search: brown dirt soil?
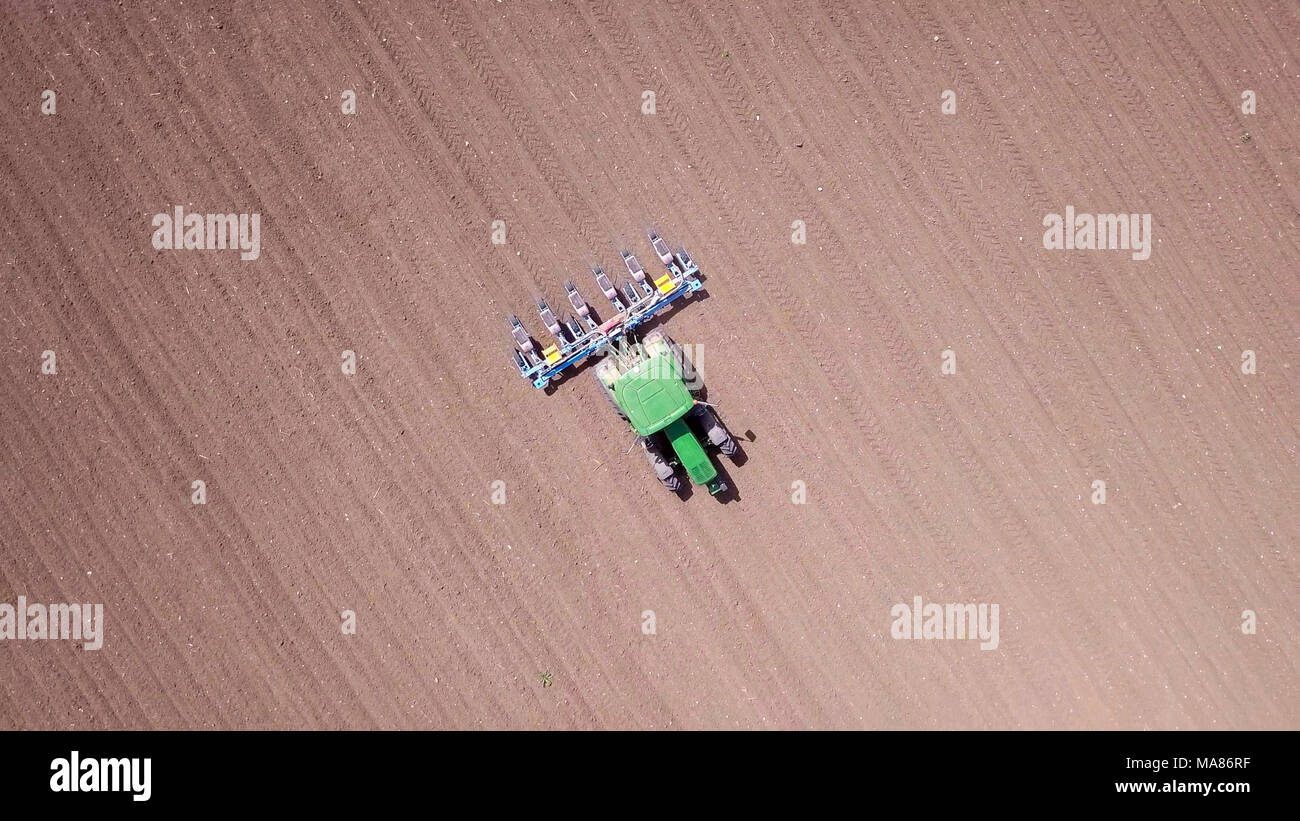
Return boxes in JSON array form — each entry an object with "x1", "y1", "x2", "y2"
[{"x1": 0, "y1": 0, "x2": 1296, "y2": 729}]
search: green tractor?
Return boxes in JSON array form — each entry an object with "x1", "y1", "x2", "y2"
[
  {"x1": 594, "y1": 330, "x2": 738, "y2": 496},
  {"x1": 507, "y1": 232, "x2": 739, "y2": 497}
]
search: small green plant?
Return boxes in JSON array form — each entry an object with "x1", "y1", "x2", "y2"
[{"x1": 540, "y1": 671, "x2": 553, "y2": 688}]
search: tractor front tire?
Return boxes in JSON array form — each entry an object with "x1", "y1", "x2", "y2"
[
  {"x1": 594, "y1": 361, "x2": 627, "y2": 419},
  {"x1": 643, "y1": 330, "x2": 698, "y2": 390},
  {"x1": 691, "y1": 404, "x2": 737, "y2": 456}
]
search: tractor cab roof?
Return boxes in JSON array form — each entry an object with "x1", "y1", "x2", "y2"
[{"x1": 615, "y1": 353, "x2": 695, "y2": 436}]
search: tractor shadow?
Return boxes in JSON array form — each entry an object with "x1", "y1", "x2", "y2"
[
  {"x1": 726, "y1": 442, "x2": 749, "y2": 469},
  {"x1": 671, "y1": 480, "x2": 695, "y2": 502},
  {"x1": 712, "y1": 459, "x2": 741, "y2": 503}
]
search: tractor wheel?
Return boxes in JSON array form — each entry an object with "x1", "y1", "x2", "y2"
[
  {"x1": 719, "y1": 435, "x2": 738, "y2": 457},
  {"x1": 690, "y1": 404, "x2": 737, "y2": 456},
  {"x1": 641, "y1": 436, "x2": 681, "y2": 491},
  {"x1": 643, "y1": 330, "x2": 698, "y2": 390}
]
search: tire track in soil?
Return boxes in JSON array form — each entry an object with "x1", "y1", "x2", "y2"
[
  {"x1": 898, "y1": 0, "x2": 1297, "y2": 713},
  {"x1": 649, "y1": 0, "x2": 1034, "y2": 722},
  {"x1": 345, "y1": 1, "x2": 696, "y2": 732},
  {"x1": 1050, "y1": 0, "x2": 1296, "y2": 596},
  {"x1": 5, "y1": 5, "x2": 478, "y2": 728},
  {"x1": 875, "y1": 0, "x2": 1280, "y2": 706},
  {"x1": 576, "y1": 0, "x2": 920, "y2": 726},
  {"x1": 911, "y1": 0, "x2": 1289, "y2": 609},
  {"x1": 812, "y1": 0, "x2": 1204, "y2": 713},
  {"x1": 334, "y1": 1, "x2": 663, "y2": 728},
  {"x1": 699, "y1": 1, "x2": 1086, "y2": 714},
  {"x1": 218, "y1": 4, "x2": 618, "y2": 726},
  {"x1": 51, "y1": 8, "x2": 446, "y2": 727},
  {"x1": 0, "y1": 59, "x2": 324, "y2": 723},
  {"x1": 701, "y1": 0, "x2": 1038, "y2": 723}
]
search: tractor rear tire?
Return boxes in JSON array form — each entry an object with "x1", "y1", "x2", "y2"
[
  {"x1": 641, "y1": 436, "x2": 681, "y2": 491},
  {"x1": 690, "y1": 404, "x2": 737, "y2": 456}
]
